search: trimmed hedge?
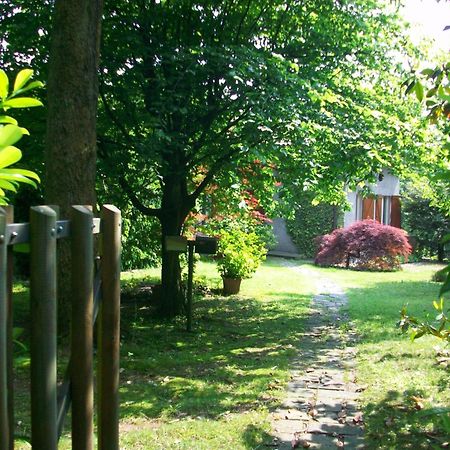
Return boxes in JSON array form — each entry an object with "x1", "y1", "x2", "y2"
[{"x1": 286, "y1": 191, "x2": 342, "y2": 257}]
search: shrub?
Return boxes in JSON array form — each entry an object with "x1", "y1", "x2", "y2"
[
  {"x1": 432, "y1": 268, "x2": 448, "y2": 283},
  {"x1": 217, "y1": 227, "x2": 266, "y2": 279},
  {"x1": 402, "y1": 183, "x2": 450, "y2": 261},
  {"x1": 285, "y1": 190, "x2": 342, "y2": 257},
  {"x1": 315, "y1": 219, "x2": 412, "y2": 271}
]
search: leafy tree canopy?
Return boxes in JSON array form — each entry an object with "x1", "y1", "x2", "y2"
[{"x1": 1, "y1": 0, "x2": 436, "y2": 315}]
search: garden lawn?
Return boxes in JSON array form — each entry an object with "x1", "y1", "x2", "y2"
[
  {"x1": 306, "y1": 262, "x2": 450, "y2": 449},
  {"x1": 13, "y1": 257, "x2": 314, "y2": 449}
]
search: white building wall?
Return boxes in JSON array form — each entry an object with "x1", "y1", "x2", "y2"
[
  {"x1": 344, "y1": 190, "x2": 357, "y2": 228},
  {"x1": 368, "y1": 168, "x2": 400, "y2": 196}
]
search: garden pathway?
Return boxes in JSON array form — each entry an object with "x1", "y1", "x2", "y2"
[{"x1": 270, "y1": 262, "x2": 365, "y2": 449}]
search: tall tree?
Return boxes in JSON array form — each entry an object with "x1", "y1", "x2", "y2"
[
  {"x1": 45, "y1": 0, "x2": 103, "y2": 321},
  {"x1": 45, "y1": 0, "x2": 103, "y2": 212},
  {"x1": 97, "y1": 0, "x2": 418, "y2": 317}
]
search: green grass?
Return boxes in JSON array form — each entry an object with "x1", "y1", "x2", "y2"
[
  {"x1": 12, "y1": 257, "x2": 315, "y2": 449},
  {"x1": 11, "y1": 258, "x2": 450, "y2": 449},
  {"x1": 306, "y1": 262, "x2": 450, "y2": 449},
  {"x1": 117, "y1": 257, "x2": 314, "y2": 448}
]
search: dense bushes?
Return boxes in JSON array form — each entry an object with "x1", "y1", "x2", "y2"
[
  {"x1": 315, "y1": 220, "x2": 412, "y2": 271},
  {"x1": 402, "y1": 185, "x2": 450, "y2": 261},
  {"x1": 286, "y1": 191, "x2": 342, "y2": 257}
]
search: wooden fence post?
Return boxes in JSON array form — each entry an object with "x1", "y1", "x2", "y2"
[
  {"x1": 0, "y1": 208, "x2": 9, "y2": 450},
  {"x1": 98, "y1": 205, "x2": 121, "y2": 450},
  {"x1": 71, "y1": 206, "x2": 94, "y2": 450},
  {"x1": 30, "y1": 206, "x2": 58, "y2": 450},
  {"x1": 5, "y1": 206, "x2": 13, "y2": 450}
]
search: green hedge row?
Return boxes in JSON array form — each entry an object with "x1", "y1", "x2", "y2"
[{"x1": 285, "y1": 192, "x2": 342, "y2": 258}]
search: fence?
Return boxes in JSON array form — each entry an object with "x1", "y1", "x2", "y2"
[{"x1": 0, "y1": 204, "x2": 121, "y2": 450}]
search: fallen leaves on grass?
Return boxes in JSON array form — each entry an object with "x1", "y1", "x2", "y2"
[
  {"x1": 410, "y1": 395, "x2": 425, "y2": 411},
  {"x1": 352, "y1": 411, "x2": 364, "y2": 426}
]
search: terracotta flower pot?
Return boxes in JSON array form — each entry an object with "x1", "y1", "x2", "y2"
[{"x1": 222, "y1": 277, "x2": 242, "y2": 295}]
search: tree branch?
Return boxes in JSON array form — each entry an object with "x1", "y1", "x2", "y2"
[
  {"x1": 99, "y1": 76, "x2": 132, "y2": 143},
  {"x1": 119, "y1": 176, "x2": 162, "y2": 218},
  {"x1": 234, "y1": 0, "x2": 252, "y2": 44}
]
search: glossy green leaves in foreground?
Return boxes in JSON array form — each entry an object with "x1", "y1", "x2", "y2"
[{"x1": 0, "y1": 68, "x2": 42, "y2": 201}]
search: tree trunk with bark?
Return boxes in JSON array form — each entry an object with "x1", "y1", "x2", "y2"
[
  {"x1": 45, "y1": 0, "x2": 103, "y2": 327},
  {"x1": 158, "y1": 172, "x2": 193, "y2": 317}
]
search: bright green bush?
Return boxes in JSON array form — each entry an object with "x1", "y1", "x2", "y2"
[
  {"x1": 0, "y1": 68, "x2": 42, "y2": 201},
  {"x1": 217, "y1": 227, "x2": 266, "y2": 279}
]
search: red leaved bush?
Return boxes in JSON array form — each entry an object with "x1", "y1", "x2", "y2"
[{"x1": 315, "y1": 220, "x2": 412, "y2": 271}]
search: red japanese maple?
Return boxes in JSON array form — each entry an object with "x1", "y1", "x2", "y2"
[{"x1": 315, "y1": 220, "x2": 412, "y2": 271}]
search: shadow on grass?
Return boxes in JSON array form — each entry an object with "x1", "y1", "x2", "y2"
[
  {"x1": 242, "y1": 423, "x2": 274, "y2": 449},
  {"x1": 363, "y1": 388, "x2": 450, "y2": 449},
  {"x1": 119, "y1": 292, "x2": 310, "y2": 421}
]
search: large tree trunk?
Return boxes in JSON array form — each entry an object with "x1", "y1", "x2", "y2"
[
  {"x1": 158, "y1": 173, "x2": 192, "y2": 318},
  {"x1": 160, "y1": 217, "x2": 185, "y2": 318},
  {"x1": 45, "y1": 0, "x2": 103, "y2": 327}
]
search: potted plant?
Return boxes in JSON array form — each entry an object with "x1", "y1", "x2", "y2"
[{"x1": 217, "y1": 228, "x2": 266, "y2": 295}]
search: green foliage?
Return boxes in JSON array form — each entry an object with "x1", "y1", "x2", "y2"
[
  {"x1": 121, "y1": 212, "x2": 161, "y2": 270},
  {"x1": 432, "y1": 267, "x2": 448, "y2": 282},
  {"x1": 399, "y1": 298, "x2": 450, "y2": 343},
  {"x1": 401, "y1": 181, "x2": 450, "y2": 260},
  {"x1": 401, "y1": 50, "x2": 450, "y2": 347},
  {"x1": 0, "y1": 68, "x2": 42, "y2": 202},
  {"x1": 217, "y1": 227, "x2": 266, "y2": 279},
  {"x1": 286, "y1": 190, "x2": 342, "y2": 257},
  {"x1": 404, "y1": 61, "x2": 450, "y2": 125},
  {"x1": 97, "y1": 178, "x2": 162, "y2": 270}
]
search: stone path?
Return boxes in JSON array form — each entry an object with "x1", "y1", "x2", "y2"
[{"x1": 270, "y1": 264, "x2": 365, "y2": 449}]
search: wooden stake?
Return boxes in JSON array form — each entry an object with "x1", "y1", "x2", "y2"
[
  {"x1": 71, "y1": 206, "x2": 94, "y2": 450},
  {"x1": 30, "y1": 206, "x2": 58, "y2": 450},
  {"x1": 98, "y1": 205, "x2": 121, "y2": 450}
]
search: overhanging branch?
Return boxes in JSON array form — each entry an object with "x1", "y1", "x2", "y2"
[{"x1": 119, "y1": 177, "x2": 162, "y2": 218}]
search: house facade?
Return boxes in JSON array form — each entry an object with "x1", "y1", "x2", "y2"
[{"x1": 344, "y1": 168, "x2": 401, "y2": 228}]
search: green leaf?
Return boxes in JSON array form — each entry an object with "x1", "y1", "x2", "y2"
[
  {"x1": 0, "y1": 179, "x2": 17, "y2": 192},
  {"x1": 0, "y1": 124, "x2": 23, "y2": 147},
  {"x1": 412, "y1": 329, "x2": 425, "y2": 340},
  {"x1": 0, "y1": 146, "x2": 22, "y2": 169},
  {"x1": 421, "y1": 68, "x2": 435, "y2": 76},
  {"x1": 0, "y1": 168, "x2": 40, "y2": 182},
  {"x1": 438, "y1": 85, "x2": 450, "y2": 102},
  {"x1": 433, "y1": 300, "x2": 440, "y2": 310},
  {"x1": 0, "y1": 116, "x2": 18, "y2": 125},
  {"x1": 2, "y1": 97, "x2": 43, "y2": 109},
  {"x1": 415, "y1": 81, "x2": 424, "y2": 102},
  {"x1": 426, "y1": 87, "x2": 437, "y2": 98},
  {"x1": 12, "y1": 327, "x2": 24, "y2": 339},
  {"x1": 0, "y1": 70, "x2": 8, "y2": 100},
  {"x1": 405, "y1": 80, "x2": 416, "y2": 95},
  {"x1": 11, "y1": 80, "x2": 44, "y2": 97},
  {"x1": 441, "y1": 233, "x2": 450, "y2": 244},
  {"x1": 13, "y1": 69, "x2": 33, "y2": 93},
  {"x1": 0, "y1": 173, "x2": 37, "y2": 188}
]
